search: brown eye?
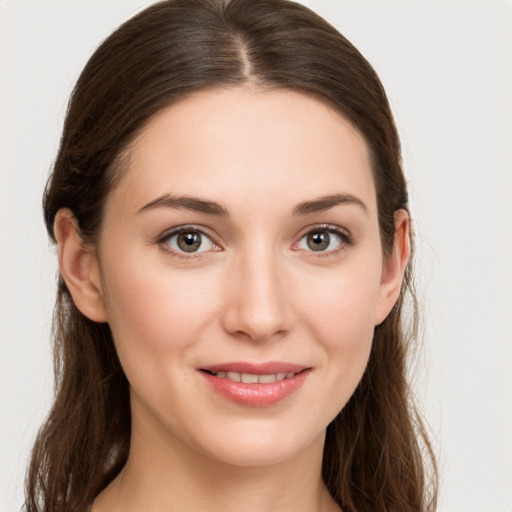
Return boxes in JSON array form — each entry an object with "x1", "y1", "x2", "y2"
[
  {"x1": 298, "y1": 228, "x2": 346, "y2": 253},
  {"x1": 306, "y1": 231, "x2": 330, "y2": 251},
  {"x1": 164, "y1": 229, "x2": 215, "y2": 253},
  {"x1": 177, "y1": 232, "x2": 202, "y2": 252}
]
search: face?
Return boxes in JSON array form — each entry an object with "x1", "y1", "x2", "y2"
[{"x1": 94, "y1": 87, "x2": 398, "y2": 467}]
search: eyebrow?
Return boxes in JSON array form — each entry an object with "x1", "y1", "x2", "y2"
[
  {"x1": 292, "y1": 193, "x2": 368, "y2": 216},
  {"x1": 137, "y1": 194, "x2": 229, "y2": 216},
  {"x1": 137, "y1": 192, "x2": 367, "y2": 217}
]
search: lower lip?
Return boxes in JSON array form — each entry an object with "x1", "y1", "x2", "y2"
[{"x1": 201, "y1": 370, "x2": 310, "y2": 407}]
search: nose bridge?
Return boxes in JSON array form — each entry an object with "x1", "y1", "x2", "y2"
[{"x1": 222, "y1": 238, "x2": 293, "y2": 341}]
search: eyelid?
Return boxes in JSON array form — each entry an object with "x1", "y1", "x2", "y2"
[
  {"x1": 293, "y1": 223, "x2": 354, "y2": 253},
  {"x1": 157, "y1": 224, "x2": 223, "y2": 255}
]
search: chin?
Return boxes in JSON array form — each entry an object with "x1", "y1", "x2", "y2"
[{"x1": 189, "y1": 421, "x2": 326, "y2": 468}]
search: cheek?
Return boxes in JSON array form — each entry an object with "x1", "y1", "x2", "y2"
[
  {"x1": 314, "y1": 285, "x2": 375, "y2": 383},
  {"x1": 101, "y1": 254, "x2": 220, "y2": 365},
  {"x1": 295, "y1": 260, "x2": 381, "y2": 400},
  {"x1": 298, "y1": 260, "x2": 381, "y2": 345}
]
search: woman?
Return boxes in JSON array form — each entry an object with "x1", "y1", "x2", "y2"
[{"x1": 26, "y1": 0, "x2": 437, "y2": 511}]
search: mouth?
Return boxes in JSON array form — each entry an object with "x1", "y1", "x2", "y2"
[
  {"x1": 201, "y1": 369, "x2": 303, "y2": 384},
  {"x1": 199, "y1": 363, "x2": 311, "y2": 406}
]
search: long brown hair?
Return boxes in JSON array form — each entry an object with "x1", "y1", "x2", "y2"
[{"x1": 27, "y1": 1, "x2": 437, "y2": 510}]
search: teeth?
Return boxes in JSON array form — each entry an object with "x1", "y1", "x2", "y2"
[
  {"x1": 258, "y1": 374, "x2": 277, "y2": 384},
  {"x1": 214, "y1": 371, "x2": 296, "y2": 383}
]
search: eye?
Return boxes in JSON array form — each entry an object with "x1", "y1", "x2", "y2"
[
  {"x1": 162, "y1": 228, "x2": 216, "y2": 254},
  {"x1": 297, "y1": 227, "x2": 348, "y2": 253}
]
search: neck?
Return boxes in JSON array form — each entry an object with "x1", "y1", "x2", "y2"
[{"x1": 93, "y1": 416, "x2": 339, "y2": 512}]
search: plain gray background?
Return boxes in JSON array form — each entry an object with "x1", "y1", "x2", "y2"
[{"x1": 1, "y1": 1, "x2": 511, "y2": 511}]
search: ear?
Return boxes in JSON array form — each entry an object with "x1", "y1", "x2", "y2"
[
  {"x1": 54, "y1": 208, "x2": 108, "y2": 323},
  {"x1": 374, "y1": 209, "x2": 411, "y2": 325}
]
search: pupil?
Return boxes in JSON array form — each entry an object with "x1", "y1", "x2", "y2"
[
  {"x1": 178, "y1": 232, "x2": 201, "y2": 252},
  {"x1": 307, "y1": 231, "x2": 329, "y2": 251}
]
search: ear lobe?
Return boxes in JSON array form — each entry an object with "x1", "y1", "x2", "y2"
[
  {"x1": 54, "y1": 209, "x2": 108, "y2": 323},
  {"x1": 374, "y1": 209, "x2": 411, "y2": 326}
]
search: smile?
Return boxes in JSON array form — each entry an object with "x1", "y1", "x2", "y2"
[
  {"x1": 205, "y1": 370, "x2": 297, "y2": 384},
  {"x1": 199, "y1": 363, "x2": 310, "y2": 406}
]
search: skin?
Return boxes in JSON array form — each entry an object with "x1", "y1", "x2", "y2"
[{"x1": 55, "y1": 86, "x2": 409, "y2": 512}]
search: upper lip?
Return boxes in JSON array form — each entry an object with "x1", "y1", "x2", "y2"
[{"x1": 200, "y1": 362, "x2": 309, "y2": 375}]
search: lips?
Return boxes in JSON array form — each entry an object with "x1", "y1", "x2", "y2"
[
  {"x1": 199, "y1": 362, "x2": 310, "y2": 406},
  {"x1": 207, "y1": 370, "x2": 297, "y2": 384}
]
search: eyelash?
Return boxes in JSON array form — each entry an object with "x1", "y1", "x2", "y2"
[
  {"x1": 157, "y1": 224, "x2": 354, "y2": 258},
  {"x1": 158, "y1": 225, "x2": 221, "y2": 259},
  {"x1": 294, "y1": 224, "x2": 354, "y2": 257}
]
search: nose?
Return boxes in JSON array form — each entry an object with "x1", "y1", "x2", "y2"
[{"x1": 221, "y1": 247, "x2": 295, "y2": 343}]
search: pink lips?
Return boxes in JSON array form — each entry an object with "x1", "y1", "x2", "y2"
[{"x1": 199, "y1": 362, "x2": 310, "y2": 407}]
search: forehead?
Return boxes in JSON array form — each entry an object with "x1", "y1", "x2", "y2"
[{"x1": 112, "y1": 86, "x2": 376, "y2": 216}]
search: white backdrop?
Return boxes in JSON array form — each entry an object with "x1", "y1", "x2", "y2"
[{"x1": 1, "y1": 1, "x2": 511, "y2": 511}]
